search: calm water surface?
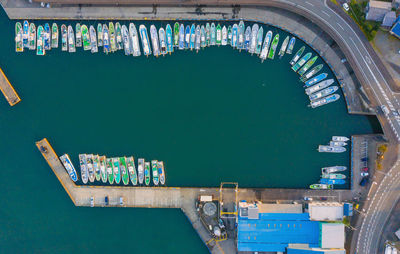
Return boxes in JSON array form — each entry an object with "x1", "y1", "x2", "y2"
[{"x1": 0, "y1": 11, "x2": 378, "y2": 253}]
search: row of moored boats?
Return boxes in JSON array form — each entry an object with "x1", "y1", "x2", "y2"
[
  {"x1": 318, "y1": 136, "x2": 349, "y2": 153},
  {"x1": 59, "y1": 153, "x2": 166, "y2": 186}
]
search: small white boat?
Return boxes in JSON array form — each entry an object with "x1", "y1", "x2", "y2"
[
  {"x1": 332, "y1": 136, "x2": 350, "y2": 142},
  {"x1": 318, "y1": 145, "x2": 346, "y2": 153},
  {"x1": 330, "y1": 141, "x2": 347, "y2": 147}
]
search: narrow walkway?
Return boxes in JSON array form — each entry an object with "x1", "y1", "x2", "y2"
[{"x1": 0, "y1": 67, "x2": 20, "y2": 106}]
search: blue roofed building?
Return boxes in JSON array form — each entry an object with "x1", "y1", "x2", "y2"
[
  {"x1": 390, "y1": 18, "x2": 400, "y2": 39},
  {"x1": 237, "y1": 201, "x2": 346, "y2": 253}
]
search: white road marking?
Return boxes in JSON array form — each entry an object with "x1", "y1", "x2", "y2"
[{"x1": 305, "y1": 1, "x2": 314, "y2": 6}]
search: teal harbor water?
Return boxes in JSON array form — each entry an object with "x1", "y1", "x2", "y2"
[{"x1": 0, "y1": 11, "x2": 380, "y2": 253}]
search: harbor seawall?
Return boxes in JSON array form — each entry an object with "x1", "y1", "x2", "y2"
[{"x1": 0, "y1": 67, "x2": 20, "y2": 106}]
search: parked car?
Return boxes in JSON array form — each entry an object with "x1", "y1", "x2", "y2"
[
  {"x1": 320, "y1": 197, "x2": 328, "y2": 201},
  {"x1": 361, "y1": 167, "x2": 369, "y2": 172},
  {"x1": 119, "y1": 196, "x2": 124, "y2": 206},
  {"x1": 361, "y1": 157, "x2": 368, "y2": 162},
  {"x1": 381, "y1": 105, "x2": 390, "y2": 116},
  {"x1": 343, "y1": 3, "x2": 349, "y2": 11},
  {"x1": 304, "y1": 197, "x2": 313, "y2": 201},
  {"x1": 361, "y1": 172, "x2": 369, "y2": 177},
  {"x1": 90, "y1": 196, "x2": 94, "y2": 207},
  {"x1": 105, "y1": 196, "x2": 109, "y2": 206},
  {"x1": 359, "y1": 177, "x2": 369, "y2": 186}
]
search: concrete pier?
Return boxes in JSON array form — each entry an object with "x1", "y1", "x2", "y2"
[
  {"x1": 36, "y1": 138, "x2": 355, "y2": 253},
  {"x1": 0, "y1": 67, "x2": 20, "y2": 106}
]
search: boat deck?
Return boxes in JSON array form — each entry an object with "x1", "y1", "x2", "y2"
[
  {"x1": 36, "y1": 137, "x2": 354, "y2": 254},
  {"x1": 0, "y1": 67, "x2": 20, "y2": 106}
]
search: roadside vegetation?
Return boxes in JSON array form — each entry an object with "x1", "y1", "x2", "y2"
[
  {"x1": 348, "y1": 0, "x2": 380, "y2": 41},
  {"x1": 376, "y1": 144, "x2": 388, "y2": 170}
]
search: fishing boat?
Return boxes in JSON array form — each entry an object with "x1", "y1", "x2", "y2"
[
  {"x1": 67, "y1": 25, "x2": 76, "y2": 53},
  {"x1": 201, "y1": 25, "x2": 206, "y2": 48},
  {"x1": 75, "y1": 23, "x2": 82, "y2": 47},
  {"x1": 332, "y1": 136, "x2": 350, "y2": 142},
  {"x1": 244, "y1": 26, "x2": 251, "y2": 51},
  {"x1": 286, "y1": 37, "x2": 296, "y2": 54},
  {"x1": 23, "y1": 20, "x2": 29, "y2": 48},
  {"x1": 100, "y1": 155, "x2": 107, "y2": 183},
  {"x1": 292, "y1": 52, "x2": 312, "y2": 72},
  {"x1": 300, "y1": 64, "x2": 324, "y2": 82},
  {"x1": 122, "y1": 25, "x2": 131, "y2": 55},
  {"x1": 231, "y1": 24, "x2": 238, "y2": 48},
  {"x1": 120, "y1": 157, "x2": 129, "y2": 185},
  {"x1": 151, "y1": 160, "x2": 159, "y2": 186},
  {"x1": 305, "y1": 79, "x2": 334, "y2": 95},
  {"x1": 309, "y1": 86, "x2": 338, "y2": 101},
  {"x1": 158, "y1": 161, "x2": 165, "y2": 185},
  {"x1": 86, "y1": 154, "x2": 95, "y2": 182},
  {"x1": 159, "y1": 27, "x2": 167, "y2": 55},
  {"x1": 139, "y1": 24, "x2": 152, "y2": 56},
  {"x1": 79, "y1": 154, "x2": 89, "y2": 184},
  {"x1": 320, "y1": 178, "x2": 345, "y2": 185},
  {"x1": 210, "y1": 23, "x2": 216, "y2": 46},
  {"x1": 36, "y1": 25, "x2": 45, "y2": 55},
  {"x1": 318, "y1": 144, "x2": 346, "y2": 153},
  {"x1": 195, "y1": 25, "x2": 201, "y2": 52},
  {"x1": 298, "y1": 56, "x2": 318, "y2": 76},
  {"x1": 93, "y1": 155, "x2": 101, "y2": 181},
  {"x1": 129, "y1": 23, "x2": 141, "y2": 56},
  {"x1": 310, "y1": 94, "x2": 340, "y2": 108},
  {"x1": 289, "y1": 46, "x2": 305, "y2": 65},
  {"x1": 44, "y1": 23, "x2": 51, "y2": 50},
  {"x1": 322, "y1": 166, "x2": 347, "y2": 174},
  {"x1": 97, "y1": 23, "x2": 103, "y2": 47},
  {"x1": 322, "y1": 173, "x2": 346, "y2": 179},
  {"x1": 179, "y1": 24, "x2": 185, "y2": 50},
  {"x1": 278, "y1": 36, "x2": 289, "y2": 58},
  {"x1": 227, "y1": 25, "x2": 232, "y2": 45},
  {"x1": 221, "y1": 25, "x2": 227, "y2": 46},
  {"x1": 166, "y1": 24, "x2": 173, "y2": 54},
  {"x1": 259, "y1": 31, "x2": 272, "y2": 62},
  {"x1": 267, "y1": 33, "x2": 279, "y2": 59},
  {"x1": 330, "y1": 140, "x2": 347, "y2": 147},
  {"x1": 249, "y1": 23, "x2": 258, "y2": 54},
  {"x1": 304, "y1": 73, "x2": 328, "y2": 87},
  {"x1": 109, "y1": 22, "x2": 117, "y2": 52},
  {"x1": 310, "y1": 184, "x2": 333, "y2": 189},
  {"x1": 112, "y1": 157, "x2": 121, "y2": 184},
  {"x1": 60, "y1": 154, "x2": 78, "y2": 182},
  {"x1": 116, "y1": 22, "x2": 123, "y2": 50},
  {"x1": 174, "y1": 22, "x2": 180, "y2": 47},
  {"x1": 185, "y1": 25, "x2": 190, "y2": 49},
  {"x1": 255, "y1": 26, "x2": 263, "y2": 55},
  {"x1": 89, "y1": 25, "x2": 98, "y2": 53},
  {"x1": 103, "y1": 24, "x2": 110, "y2": 54},
  {"x1": 106, "y1": 158, "x2": 114, "y2": 184},
  {"x1": 205, "y1": 23, "x2": 210, "y2": 46},
  {"x1": 51, "y1": 23, "x2": 58, "y2": 48},
  {"x1": 138, "y1": 158, "x2": 145, "y2": 184},
  {"x1": 28, "y1": 23, "x2": 36, "y2": 50},
  {"x1": 81, "y1": 25, "x2": 91, "y2": 51},
  {"x1": 216, "y1": 24, "x2": 222, "y2": 46},
  {"x1": 189, "y1": 24, "x2": 196, "y2": 50},
  {"x1": 238, "y1": 20, "x2": 245, "y2": 50},
  {"x1": 150, "y1": 25, "x2": 160, "y2": 57},
  {"x1": 144, "y1": 162, "x2": 151, "y2": 186},
  {"x1": 61, "y1": 24, "x2": 67, "y2": 51},
  {"x1": 127, "y1": 156, "x2": 137, "y2": 185}
]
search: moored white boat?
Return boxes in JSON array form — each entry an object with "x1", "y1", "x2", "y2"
[
  {"x1": 60, "y1": 154, "x2": 78, "y2": 182},
  {"x1": 318, "y1": 145, "x2": 346, "y2": 153},
  {"x1": 150, "y1": 24, "x2": 160, "y2": 57}
]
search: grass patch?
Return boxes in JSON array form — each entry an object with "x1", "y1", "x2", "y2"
[
  {"x1": 330, "y1": 0, "x2": 338, "y2": 5},
  {"x1": 348, "y1": 0, "x2": 380, "y2": 41}
]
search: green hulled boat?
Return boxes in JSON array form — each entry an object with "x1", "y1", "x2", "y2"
[
  {"x1": 81, "y1": 25, "x2": 91, "y2": 51},
  {"x1": 75, "y1": 23, "x2": 82, "y2": 47},
  {"x1": 310, "y1": 184, "x2": 332, "y2": 190},
  {"x1": 120, "y1": 157, "x2": 129, "y2": 185},
  {"x1": 151, "y1": 160, "x2": 159, "y2": 186},
  {"x1": 116, "y1": 22, "x2": 123, "y2": 50},
  {"x1": 290, "y1": 46, "x2": 305, "y2": 65},
  {"x1": 51, "y1": 23, "x2": 58, "y2": 48},
  {"x1": 205, "y1": 23, "x2": 210, "y2": 46},
  {"x1": 94, "y1": 155, "x2": 101, "y2": 181},
  {"x1": 174, "y1": 22, "x2": 179, "y2": 47},
  {"x1": 15, "y1": 22, "x2": 23, "y2": 52},
  {"x1": 97, "y1": 23, "x2": 103, "y2": 47},
  {"x1": 300, "y1": 64, "x2": 324, "y2": 82},
  {"x1": 267, "y1": 34, "x2": 279, "y2": 59},
  {"x1": 144, "y1": 162, "x2": 151, "y2": 186},
  {"x1": 106, "y1": 158, "x2": 114, "y2": 184},
  {"x1": 109, "y1": 22, "x2": 116, "y2": 52},
  {"x1": 292, "y1": 52, "x2": 311, "y2": 72},
  {"x1": 100, "y1": 155, "x2": 107, "y2": 183},
  {"x1": 28, "y1": 23, "x2": 36, "y2": 50},
  {"x1": 113, "y1": 157, "x2": 121, "y2": 184},
  {"x1": 127, "y1": 156, "x2": 137, "y2": 185},
  {"x1": 36, "y1": 25, "x2": 45, "y2": 55},
  {"x1": 298, "y1": 56, "x2": 318, "y2": 76},
  {"x1": 216, "y1": 24, "x2": 222, "y2": 45}
]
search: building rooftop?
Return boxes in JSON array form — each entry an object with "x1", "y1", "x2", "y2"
[
  {"x1": 308, "y1": 202, "x2": 344, "y2": 221},
  {"x1": 369, "y1": 0, "x2": 392, "y2": 9},
  {"x1": 320, "y1": 223, "x2": 345, "y2": 249}
]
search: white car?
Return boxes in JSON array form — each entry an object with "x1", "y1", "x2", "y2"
[
  {"x1": 343, "y1": 3, "x2": 350, "y2": 11},
  {"x1": 381, "y1": 105, "x2": 390, "y2": 116}
]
